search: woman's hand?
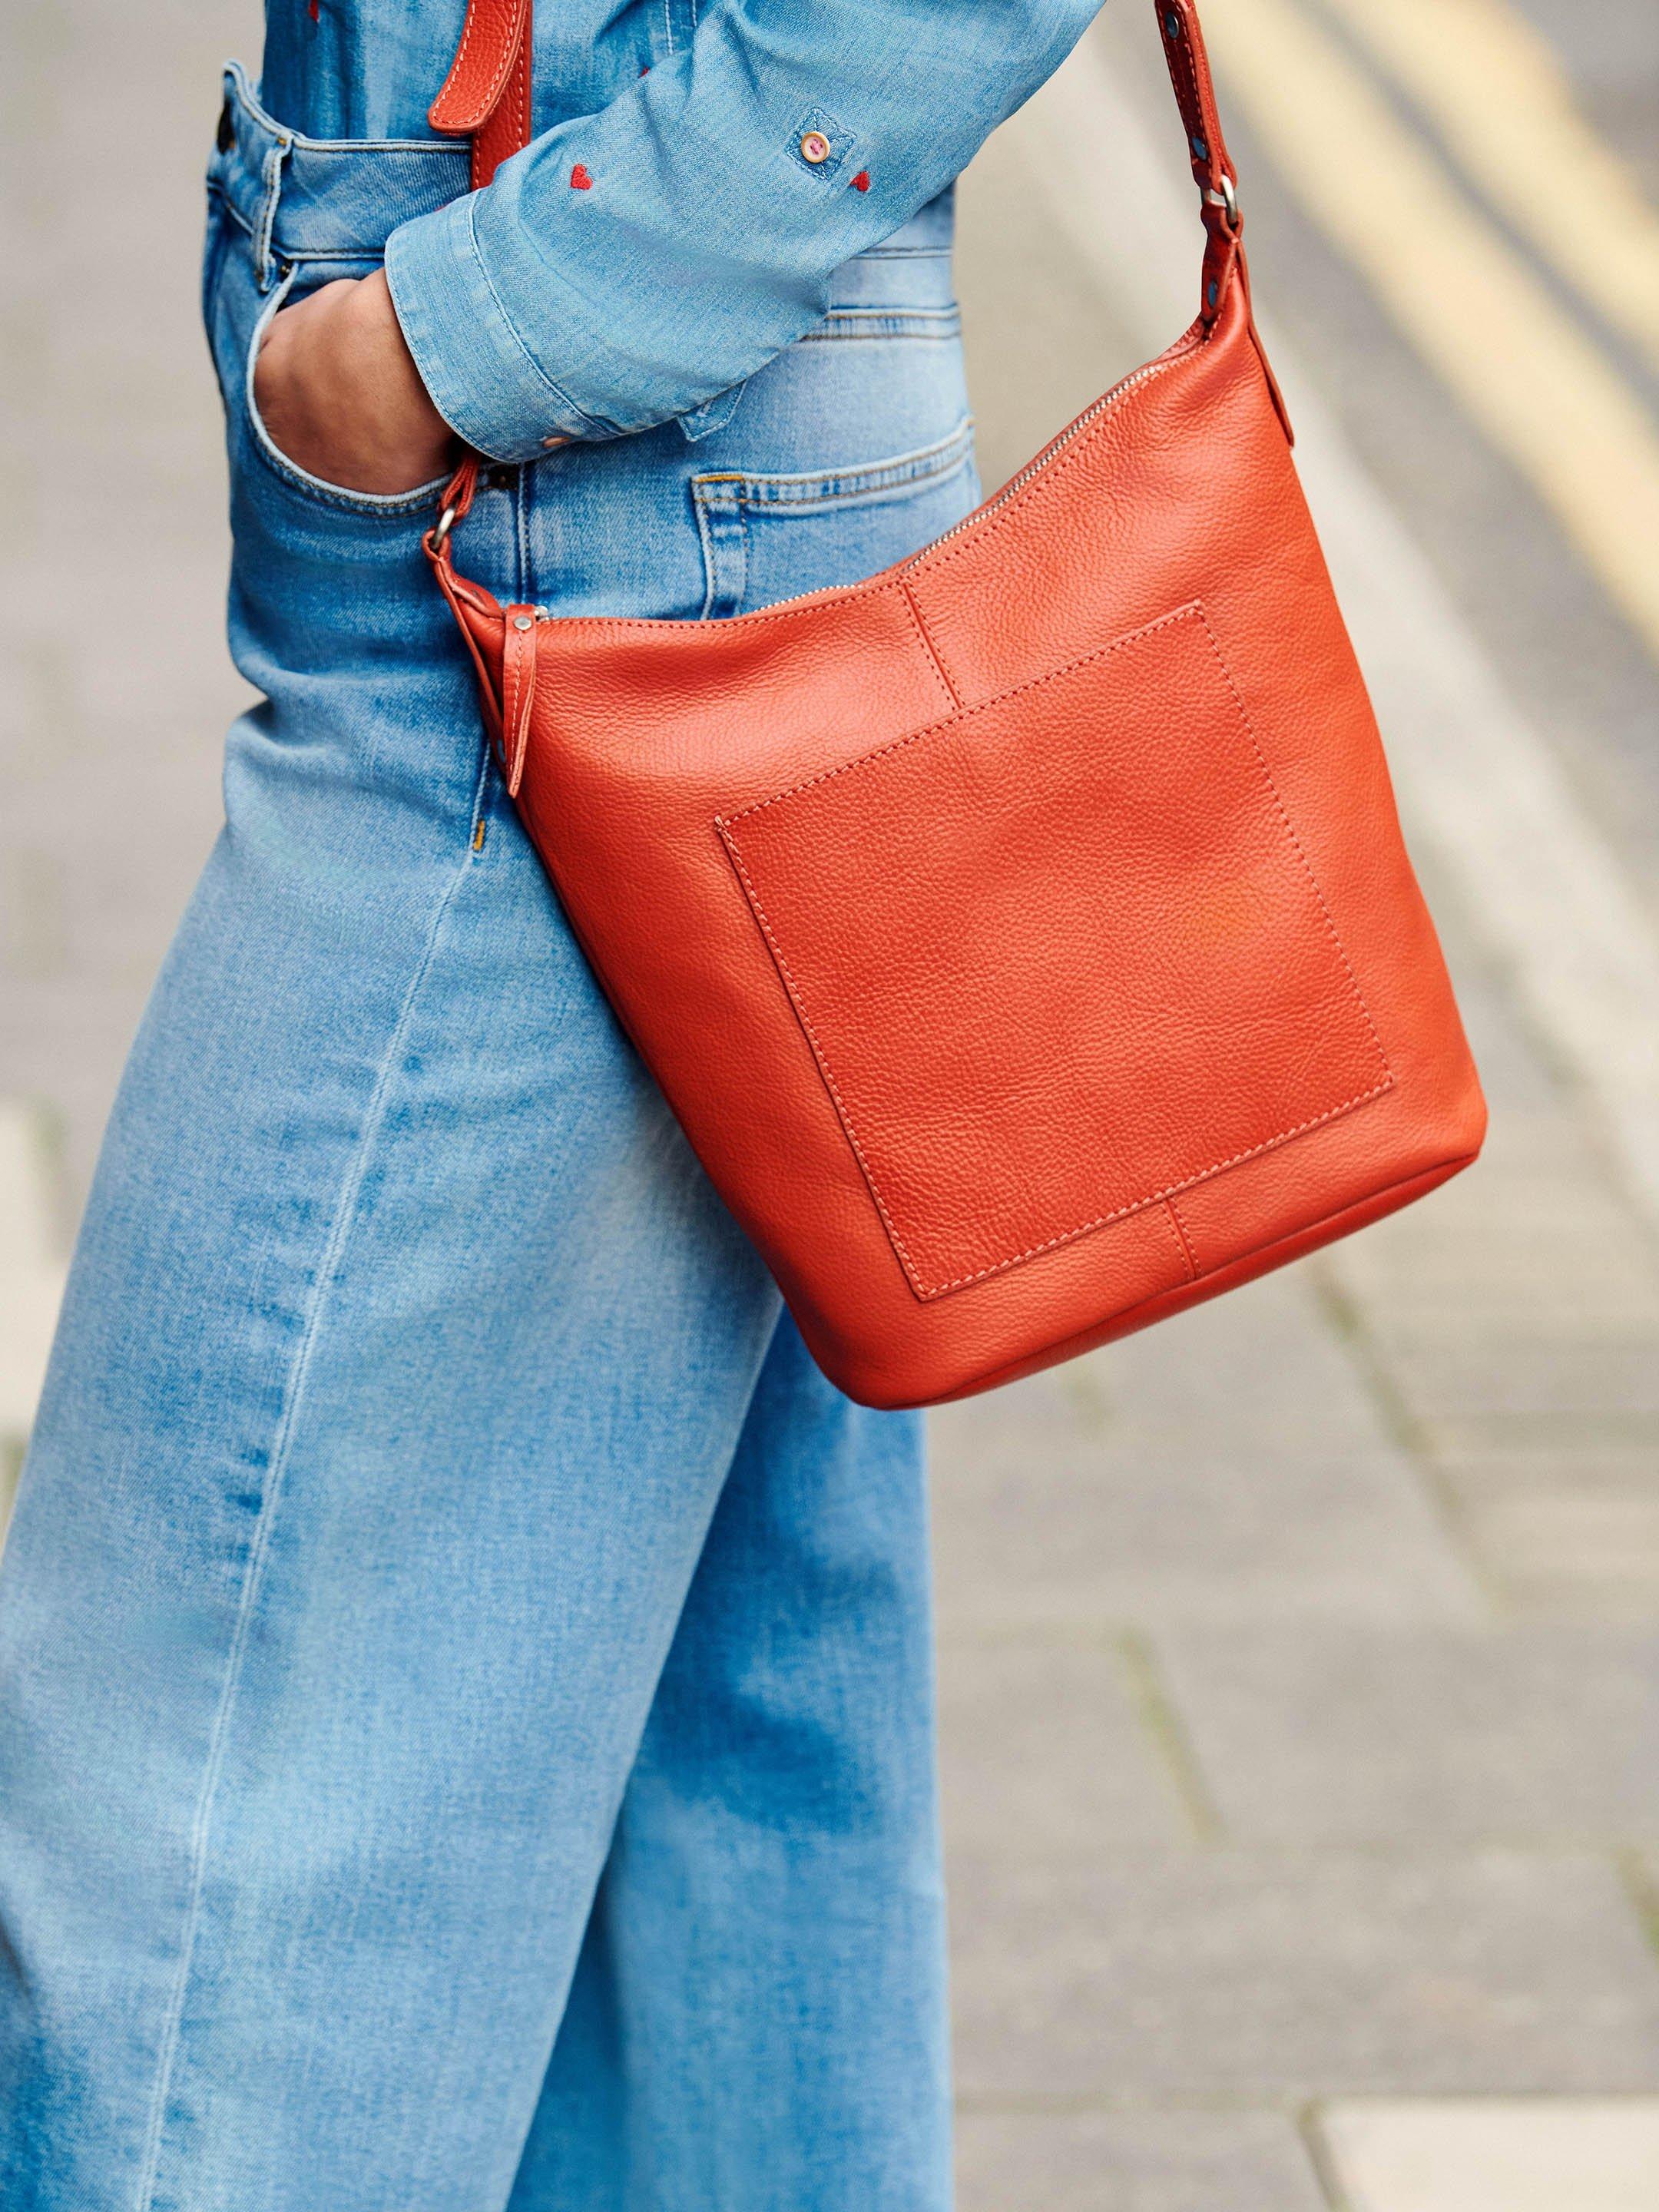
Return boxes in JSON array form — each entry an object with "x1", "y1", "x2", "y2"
[{"x1": 253, "y1": 270, "x2": 455, "y2": 495}]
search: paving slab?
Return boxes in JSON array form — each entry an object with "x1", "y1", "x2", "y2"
[
  {"x1": 1316, "y1": 2097, "x2": 1659, "y2": 2212},
  {"x1": 1326, "y1": 1145, "x2": 1659, "y2": 1342},
  {"x1": 1439, "y1": 1448, "x2": 1659, "y2": 1621},
  {"x1": 1372, "y1": 1336, "x2": 1659, "y2": 1442},
  {"x1": 927, "y1": 1262, "x2": 1482, "y2": 1630},
  {"x1": 949, "y1": 1849, "x2": 1659, "y2": 2099},
  {"x1": 2, "y1": 0, "x2": 253, "y2": 1203},
  {"x1": 1154, "y1": 1625, "x2": 1659, "y2": 1846},
  {"x1": 938, "y1": 1637, "x2": 1193, "y2": 1853},
  {"x1": 935, "y1": 1359, "x2": 1112, "y2": 1452},
  {"x1": 955, "y1": 2108, "x2": 1327, "y2": 2212},
  {"x1": 929, "y1": 1428, "x2": 1479, "y2": 1629},
  {"x1": 1320, "y1": 1080, "x2": 1659, "y2": 1448},
  {"x1": 1078, "y1": 1269, "x2": 1405, "y2": 1460}
]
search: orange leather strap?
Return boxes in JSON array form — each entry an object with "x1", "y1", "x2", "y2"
[
  {"x1": 429, "y1": 0, "x2": 535, "y2": 189},
  {"x1": 1156, "y1": 0, "x2": 1243, "y2": 323},
  {"x1": 498, "y1": 605, "x2": 541, "y2": 796}
]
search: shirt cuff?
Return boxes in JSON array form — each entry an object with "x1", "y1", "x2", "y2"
[{"x1": 384, "y1": 192, "x2": 606, "y2": 462}]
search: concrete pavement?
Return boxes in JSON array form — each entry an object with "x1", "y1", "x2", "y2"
[{"x1": 5, "y1": 2, "x2": 1659, "y2": 2205}]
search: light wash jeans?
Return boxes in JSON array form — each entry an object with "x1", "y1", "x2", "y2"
[{"x1": 0, "y1": 75, "x2": 979, "y2": 2212}]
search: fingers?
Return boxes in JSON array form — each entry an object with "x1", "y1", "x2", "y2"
[{"x1": 249, "y1": 272, "x2": 452, "y2": 495}]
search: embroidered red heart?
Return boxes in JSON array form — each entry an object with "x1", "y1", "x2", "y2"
[
  {"x1": 570, "y1": 164, "x2": 593, "y2": 190},
  {"x1": 852, "y1": 170, "x2": 871, "y2": 192}
]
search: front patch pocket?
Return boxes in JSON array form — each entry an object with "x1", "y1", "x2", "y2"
[{"x1": 717, "y1": 604, "x2": 1392, "y2": 1299}]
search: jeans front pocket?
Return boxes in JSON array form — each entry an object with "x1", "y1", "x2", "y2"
[
  {"x1": 207, "y1": 232, "x2": 450, "y2": 525},
  {"x1": 690, "y1": 416, "x2": 978, "y2": 620},
  {"x1": 239, "y1": 260, "x2": 453, "y2": 518}
]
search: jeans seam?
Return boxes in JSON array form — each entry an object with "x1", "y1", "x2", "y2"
[
  {"x1": 132, "y1": 742, "x2": 494, "y2": 2212},
  {"x1": 692, "y1": 488, "x2": 746, "y2": 618},
  {"x1": 741, "y1": 452, "x2": 972, "y2": 512},
  {"x1": 693, "y1": 417, "x2": 974, "y2": 515}
]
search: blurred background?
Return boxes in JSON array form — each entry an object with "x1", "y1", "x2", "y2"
[{"x1": 4, "y1": 1, "x2": 1658, "y2": 2206}]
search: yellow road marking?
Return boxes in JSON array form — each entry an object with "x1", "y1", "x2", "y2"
[
  {"x1": 1205, "y1": 0, "x2": 1659, "y2": 661},
  {"x1": 1320, "y1": 0, "x2": 1659, "y2": 373}
]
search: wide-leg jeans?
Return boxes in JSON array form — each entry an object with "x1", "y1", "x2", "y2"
[{"x1": 0, "y1": 75, "x2": 979, "y2": 2212}]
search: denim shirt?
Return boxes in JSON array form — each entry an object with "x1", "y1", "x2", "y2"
[{"x1": 258, "y1": 0, "x2": 1101, "y2": 463}]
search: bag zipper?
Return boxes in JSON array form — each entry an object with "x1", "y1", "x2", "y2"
[
  {"x1": 729, "y1": 327, "x2": 1207, "y2": 621},
  {"x1": 919, "y1": 330, "x2": 1206, "y2": 562}
]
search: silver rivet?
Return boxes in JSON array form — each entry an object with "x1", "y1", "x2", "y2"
[{"x1": 512, "y1": 613, "x2": 534, "y2": 631}]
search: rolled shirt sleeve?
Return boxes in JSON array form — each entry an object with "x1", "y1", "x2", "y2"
[{"x1": 383, "y1": 0, "x2": 1103, "y2": 462}]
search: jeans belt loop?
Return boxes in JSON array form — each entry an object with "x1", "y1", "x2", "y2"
[{"x1": 253, "y1": 134, "x2": 293, "y2": 291}]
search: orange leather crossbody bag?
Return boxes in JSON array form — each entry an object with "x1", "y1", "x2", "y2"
[{"x1": 422, "y1": 0, "x2": 1485, "y2": 1408}]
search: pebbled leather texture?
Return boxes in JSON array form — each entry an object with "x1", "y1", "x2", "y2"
[
  {"x1": 714, "y1": 603, "x2": 1393, "y2": 1301},
  {"x1": 426, "y1": 0, "x2": 1486, "y2": 1407},
  {"x1": 429, "y1": 0, "x2": 532, "y2": 188}
]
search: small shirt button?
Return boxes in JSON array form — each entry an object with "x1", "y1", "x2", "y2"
[
  {"x1": 799, "y1": 131, "x2": 832, "y2": 165},
  {"x1": 541, "y1": 435, "x2": 571, "y2": 449}
]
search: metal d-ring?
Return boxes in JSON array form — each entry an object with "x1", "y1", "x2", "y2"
[{"x1": 1205, "y1": 174, "x2": 1240, "y2": 230}]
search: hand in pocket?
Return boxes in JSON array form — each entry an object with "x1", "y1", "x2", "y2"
[{"x1": 253, "y1": 270, "x2": 455, "y2": 495}]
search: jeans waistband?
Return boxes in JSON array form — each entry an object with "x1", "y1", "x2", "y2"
[
  {"x1": 210, "y1": 63, "x2": 956, "y2": 292},
  {"x1": 212, "y1": 65, "x2": 470, "y2": 282}
]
